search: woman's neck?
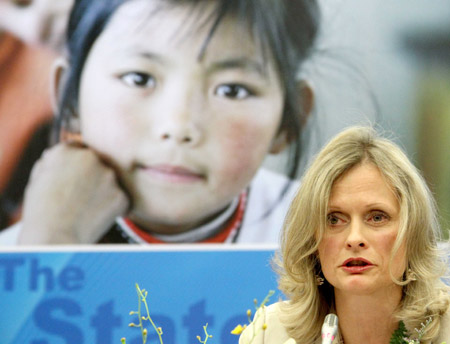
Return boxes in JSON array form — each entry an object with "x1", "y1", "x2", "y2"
[{"x1": 334, "y1": 285, "x2": 403, "y2": 344}]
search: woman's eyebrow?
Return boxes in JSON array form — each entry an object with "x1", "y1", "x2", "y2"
[
  {"x1": 206, "y1": 58, "x2": 267, "y2": 77},
  {"x1": 365, "y1": 203, "x2": 397, "y2": 212}
]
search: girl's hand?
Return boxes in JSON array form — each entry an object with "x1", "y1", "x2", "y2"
[
  {"x1": 18, "y1": 143, "x2": 129, "y2": 244},
  {"x1": 0, "y1": 0, "x2": 74, "y2": 50}
]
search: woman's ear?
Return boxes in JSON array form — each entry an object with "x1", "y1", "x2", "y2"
[{"x1": 269, "y1": 80, "x2": 315, "y2": 154}]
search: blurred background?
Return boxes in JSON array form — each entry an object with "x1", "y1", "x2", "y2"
[
  {"x1": 267, "y1": 0, "x2": 450, "y2": 236},
  {"x1": 0, "y1": 0, "x2": 73, "y2": 228}
]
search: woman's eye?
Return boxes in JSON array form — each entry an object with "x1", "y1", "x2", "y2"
[
  {"x1": 215, "y1": 84, "x2": 252, "y2": 100},
  {"x1": 327, "y1": 213, "x2": 345, "y2": 227},
  {"x1": 119, "y1": 72, "x2": 156, "y2": 88},
  {"x1": 368, "y1": 212, "x2": 389, "y2": 224}
]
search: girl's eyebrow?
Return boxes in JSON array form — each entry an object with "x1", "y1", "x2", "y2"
[
  {"x1": 206, "y1": 58, "x2": 267, "y2": 78},
  {"x1": 135, "y1": 51, "x2": 167, "y2": 66},
  {"x1": 127, "y1": 50, "x2": 267, "y2": 78}
]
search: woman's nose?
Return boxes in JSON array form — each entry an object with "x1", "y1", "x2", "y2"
[{"x1": 345, "y1": 220, "x2": 367, "y2": 249}]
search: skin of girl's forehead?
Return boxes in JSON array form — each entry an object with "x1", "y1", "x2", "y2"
[
  {"x1": 103, "y1": 0, "x2": 277, "y2": 69},
  {"x1": 77, "y1": 0, "x2": 286, "y2": 233}
]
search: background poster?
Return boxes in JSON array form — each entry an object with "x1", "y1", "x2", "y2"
[{"x1": 0, "y1": 246, "x2": 280, "y2": 344}]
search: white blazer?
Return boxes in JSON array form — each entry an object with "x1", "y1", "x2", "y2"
[{"x1": 239, "y1": 301, "x2": 450, "y2": 344}]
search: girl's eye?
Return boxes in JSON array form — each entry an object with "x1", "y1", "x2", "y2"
[
  {"x1": 215, "y1": 84, "x2": 252, "y2": 100},
  {"x1": 326, "y1": 213, "x2": 346, "y2": 227},
  {"x1": 119, "y1": 72, "x2": 156, "y2": 88}
]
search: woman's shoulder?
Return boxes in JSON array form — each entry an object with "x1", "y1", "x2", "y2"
[
  {"x1": 239, "y1": 302, "x2": 295, "y2": 344},
  {"x1": 438, "y1": 307, "x2": 450, "y2": 342},
  {"x1": 263, "y1": 301, "x2": 285, "y2": 320}
]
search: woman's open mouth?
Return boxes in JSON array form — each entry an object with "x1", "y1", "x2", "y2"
[{"x1": 340, "y1": 258, "x2": 374, "y2": 273}]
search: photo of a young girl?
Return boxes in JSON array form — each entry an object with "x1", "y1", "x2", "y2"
[{"x1": 1, "y1": 0, "x2": 320, "y2": 245}]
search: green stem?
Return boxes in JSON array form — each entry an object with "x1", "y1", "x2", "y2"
[{"x1": 136, "y1": 283, "x2": 164, "y2": 344}]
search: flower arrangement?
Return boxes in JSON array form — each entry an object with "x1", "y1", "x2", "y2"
[
  {"x1": 120, "y1": 284, "x2": 274, "y2": 344},
  {"x1": 230, "y1": 290, "x2": 275, "y2": 339},
  {"x1": 120, "y1": 284, "x2": 445, "y2": 344},
  {"x1": 120, "y1": 283, "x2": 212, "y2": 344},
  {"x1": 389, "y1": 317, "x2": 446, "y2": 344}
]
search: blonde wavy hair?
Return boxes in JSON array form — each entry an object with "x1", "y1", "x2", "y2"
[{"x1": 277, "y1": 126, "x2": 449, "y2": 343}]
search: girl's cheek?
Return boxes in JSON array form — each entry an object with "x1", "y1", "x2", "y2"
[
  {"x1": 81, "y1": 110, "x2": 138, "y2": 167},
  {"x1": 215, "y1": 119, "x2": 276, "y2": 179}
]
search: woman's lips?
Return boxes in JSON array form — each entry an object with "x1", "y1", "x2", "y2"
[
  {"x1": 139, "y1": 165, "x2": 205, "y2": 183},
  {"x1": 340, "y1": 258, "x2": 374, "y2": 274}
]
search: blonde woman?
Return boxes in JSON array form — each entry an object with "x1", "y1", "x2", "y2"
[{"x1": 240, "y1": 126, "x2": 450, "y2": 343}]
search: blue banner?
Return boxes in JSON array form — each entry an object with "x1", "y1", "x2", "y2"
[{"x1": 0, "y1": 246, "x2": 280, "y2": 344}]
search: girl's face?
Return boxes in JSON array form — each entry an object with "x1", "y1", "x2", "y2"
[{"x1": 78, "y1": 0, "x2": 285, "y2": 233}]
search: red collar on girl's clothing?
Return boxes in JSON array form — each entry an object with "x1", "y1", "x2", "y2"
[{"x1": 117, "y1": 190, "x2": 248, "y2": 244}]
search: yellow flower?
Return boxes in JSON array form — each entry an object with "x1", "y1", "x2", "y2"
[{"x1": 231, "y1": 324, "x2": 245, "y2": 335}]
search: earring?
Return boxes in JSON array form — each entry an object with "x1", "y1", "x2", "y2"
[
  {"x1": 315, "y1": 275, "x2": 324, "y2": 286},
  {"x1": 405, "y1": 268, "x2": 417, "y2": 282}
]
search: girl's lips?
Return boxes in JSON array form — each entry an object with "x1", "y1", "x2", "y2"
[
  {"x1": 340, "y1": 258, "x2": 374, "y2": 274},
  {"x1": 139, "y1": 164, "x2": 205, "y2": 183}
]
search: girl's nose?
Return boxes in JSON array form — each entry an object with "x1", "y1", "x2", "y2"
[
  {"x1": 157, "y1": 96, "x2": 204, "y2": 146},
  {"x1": 345, "y1": 221, "x2": 367, "y2": 249},
  {"x1": 159, "y1": 124, "x2": 202, "y2": 146}
]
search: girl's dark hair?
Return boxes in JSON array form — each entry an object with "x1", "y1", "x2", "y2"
[{"x1": 57, "y1": 0, "x2": 320, "y2": 179}]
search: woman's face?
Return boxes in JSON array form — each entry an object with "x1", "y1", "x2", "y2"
[
  {"x1": 77, "y1": 0, "x2": 285, "y2": 233},
  {"x1": 317, "y1": 163, "x2": 406, "y2": 297}
]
